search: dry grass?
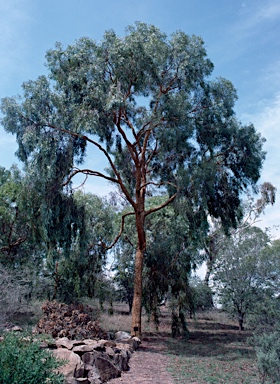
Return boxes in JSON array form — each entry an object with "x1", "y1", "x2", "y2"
[
  {"x1": 166, "y1": 310, "x2": 260, "y2": 383},
  {"x1": 100, "y1": 304, "x2": 261, "y2": 383},
  {"x1": 98, "y1": 302, "x2": 160, "y2": 334}
]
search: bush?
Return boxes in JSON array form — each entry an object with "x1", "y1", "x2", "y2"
[
  {"x1": 0, "y1": 331, "x2": 65, "y2": 384},
  {"x1": 254, "y1": 331, "x2": 280, "y2": 384}
]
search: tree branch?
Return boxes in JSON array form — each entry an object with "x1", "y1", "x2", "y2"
[
  {"x1": 0, "y1": 237, "x2": 27, "y2": 253},
  {"x1": 145, "y1": 193, "x2": 177, "y2": 217},
  {"x1": 103, "y1": 211, "x2": 135, "y2": 250},
  {"x1": 62, "y1": 168, "x2": 119, "y2": 187}
]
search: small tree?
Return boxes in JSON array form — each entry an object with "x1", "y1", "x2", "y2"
[
  {"x1": 213, "y1": 226, "x2": 270, "y2": 330},
  {"x1": 203, "y1": 182, "x2": 276, "y2": 286}
]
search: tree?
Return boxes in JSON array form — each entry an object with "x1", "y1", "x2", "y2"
[
  {"x1": 0, "y1": 165, "x2": 30, "y2": 258},
  {"x1": 48, "y1": 191, "x2": 115, "y2": 302},
  {"x1": 213, "y1": 226, "x2": 271, "y2": 330},
  {"x1": 203, "y1": 182, "x2": 276, "y2": 286},
  {"x1": 113, "y1": 245, "x2": 135, "y2": 314},
  {"x1": 1, "y1": 23, "x2": 265, "y2": 336}
]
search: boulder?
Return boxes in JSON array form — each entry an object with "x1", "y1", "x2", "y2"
[
  {"x1": 53, "y1": 348, "x2": 82, "y2": 383},
  {"x1": 94, "y1": 356, "x2": 121, "y2": 382},
  {"x1": 114, "y1": 331, "x2": 131, "y2": 341}
]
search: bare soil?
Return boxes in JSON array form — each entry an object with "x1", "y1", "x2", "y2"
[{"x1": 108, "y1": 336, "x2": 174, "y2": 384}]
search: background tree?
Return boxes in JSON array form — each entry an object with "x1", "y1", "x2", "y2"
[
  {"x1": 0, "y1": 165, "x2": 30, "y2": 257},
  {"x1": 213, "y1": 226, "x2": 272, "y2": 330},
  {"x1": 203, "y1": 182, "x2": 276, "y2": 286},
  {"x1": 113, "y1": 246, "x2": 135, "y2": 314},
  {"x1": 0, "y1": 165, "x2": 46, "y2": 320},
  {"x1": 1, "y1": 23, "x2": 265, "y2": 335},
  {"x1": 47, "y1": 191, "x2": 116, "y2": 302}
]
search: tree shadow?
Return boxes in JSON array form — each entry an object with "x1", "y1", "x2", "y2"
[{"x1": 164, "y1": 329, "x2": 254, "y2": 360}]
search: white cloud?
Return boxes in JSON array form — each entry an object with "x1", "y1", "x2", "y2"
[{"x1": 237, "y1": 0, "x2": 280, "y2": 31}]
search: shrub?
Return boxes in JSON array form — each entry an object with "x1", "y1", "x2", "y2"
[
  {"x1": 254, "y1": 331, "x2": 280, "y2": 384},
  {"x1": 0, "y1": 331, "x2": 65, "y2": 384}
]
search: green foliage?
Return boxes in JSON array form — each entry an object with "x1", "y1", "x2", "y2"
[
  {"x1": 0, "y1": 332, "x2": 65, "y2": 384},
  {"x1": 248, "y1": 296, "x2": 280, "y2": 334},
  {"x1": 0, "y1": 165, "x2": 31, "y2": 263},
  {"x1": 45, "y1": 191, "x2": 116, "y2": 303},
  {"x1": 213, "y1": 227, "x2": 270, "y2": 330},
  {"x1": 113, "y1": 249, "x2": 134, "y2": 313},
  {"x1": 254, "y1": 331, "x2": 280, "y2": 384},
  {"x1": 190, "y1": 278, "x2": 214, "y2": 312}
]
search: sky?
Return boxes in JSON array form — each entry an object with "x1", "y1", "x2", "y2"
[{"x1": 0, "y1": 0, "x2": 280, "y2": 237}]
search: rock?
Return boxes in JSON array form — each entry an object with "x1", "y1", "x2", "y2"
[
  {"x1": 94, "y1": 356, "x2": 121, "y2": 382},
  {"x1": 56, "y1": 337, "x2": 75, "y2": 350},
  {"x1": 73, "y1": 345, "x2": 94, "y2": 354},
  {"x1": 113, "y1": 349, "x2": 130, "y2": 371},
  {"x1": 82, "y1": 352, "x2": 95, "y2": 366},
  {"x1": 87, "y1": 372, "x2": 102, "y2": 384},
  {"x1": 103, "y1": 340, "x2": 116, "y2": 348},
  {"x1": 11, "y1": 326, "x2": 23, "y2": 332},
  {"x1": 53, "y1": 348, "x2": 82, "y2": 383},
  {"x1": 114, "y1": 331, "x2": 131, "y2": 341}
]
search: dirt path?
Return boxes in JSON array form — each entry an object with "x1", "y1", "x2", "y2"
[{"x1": 108, "y1": 337, "x2": 174, "y2": 384}]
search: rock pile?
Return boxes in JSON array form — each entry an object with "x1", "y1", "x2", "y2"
[
  {"x1": 34, "y1": 301, "x2": 141, "y2": 383},
  {"x1": 35, "y1": 301, "x2": 107, "y2": 340},
  {"x1": 43, "y1": 332, "x2": 141, "y2": 384}
]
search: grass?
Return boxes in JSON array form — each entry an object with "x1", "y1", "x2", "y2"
[
  {"x1": 165, "y1": 310, "x2": 260, "y2": 383},
  {"x1": 98, "y1": 302, "x2": 158, "y2": 334},
  {"x1": 98, "y1": 304, "x2": 261, "y2": 382},
  {"x1": 94, "y1": 304, "x2": 261, "y2": 383}
]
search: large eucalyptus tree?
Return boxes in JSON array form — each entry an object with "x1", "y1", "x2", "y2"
[{"x1": 1, "y1": 23, "x2": 265, "y2": 335}]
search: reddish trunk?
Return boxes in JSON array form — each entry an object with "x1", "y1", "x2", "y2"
[
  {"x1": 131, "y1": 247, "x2": 144, "y2": 337},
  {"x1": 131, "y1": 203, "x2": 146, "y2": 337}
]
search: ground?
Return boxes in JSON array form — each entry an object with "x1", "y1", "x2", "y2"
[
  {"x1": 108, "y1": 337, "x2": 174, "y2": 384},
  {"x1": 106, "y1": 306, "x2": 260, "y2": 384}
]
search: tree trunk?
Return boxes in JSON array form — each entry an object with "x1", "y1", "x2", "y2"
[
  {"x1": 52, "y1": 261, "x2": 59, "y2": 300},
  {"x1": 130, "y1": 164, "x2": 147, "y2": 337},
  {"x1": 131, "y1": 247, "x2": 144, "y2": 337},
  {"x1": 204, "y1": 243, "x2": 215, "y2": 286},
  {"x1": 204, "y1": 260, "x2": 212, "y2": 287},
  {"x1": 238, "y1": 313, "x2": 244, "y2": 331}
]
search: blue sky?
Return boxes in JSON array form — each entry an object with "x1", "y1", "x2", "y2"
[{"x1": 0, "y1": 0, "x2": 280, "y2": 236}]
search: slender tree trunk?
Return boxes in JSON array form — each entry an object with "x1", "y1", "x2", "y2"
[
  {"x1": 131, "y1": 247, "x2": 144, "y2": 337},
  {"x1": 238, "y1": 312, "x2": 244, "y2": 331},
  {"x1": 131, "y1": 199, "x2": 146, "y2": 336},
  {"x1": 204, "y1": 234, "x2": 218, "y2": 287},
  {"x1": 52, "y1": 261, "x2": 59, "y2": 300},
  {"x1": 204, "y1": 258, "x2": 212, "y2": 287},
  {"x1": 130, "y1": 158, "x2": 147, "y2": 337}
]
